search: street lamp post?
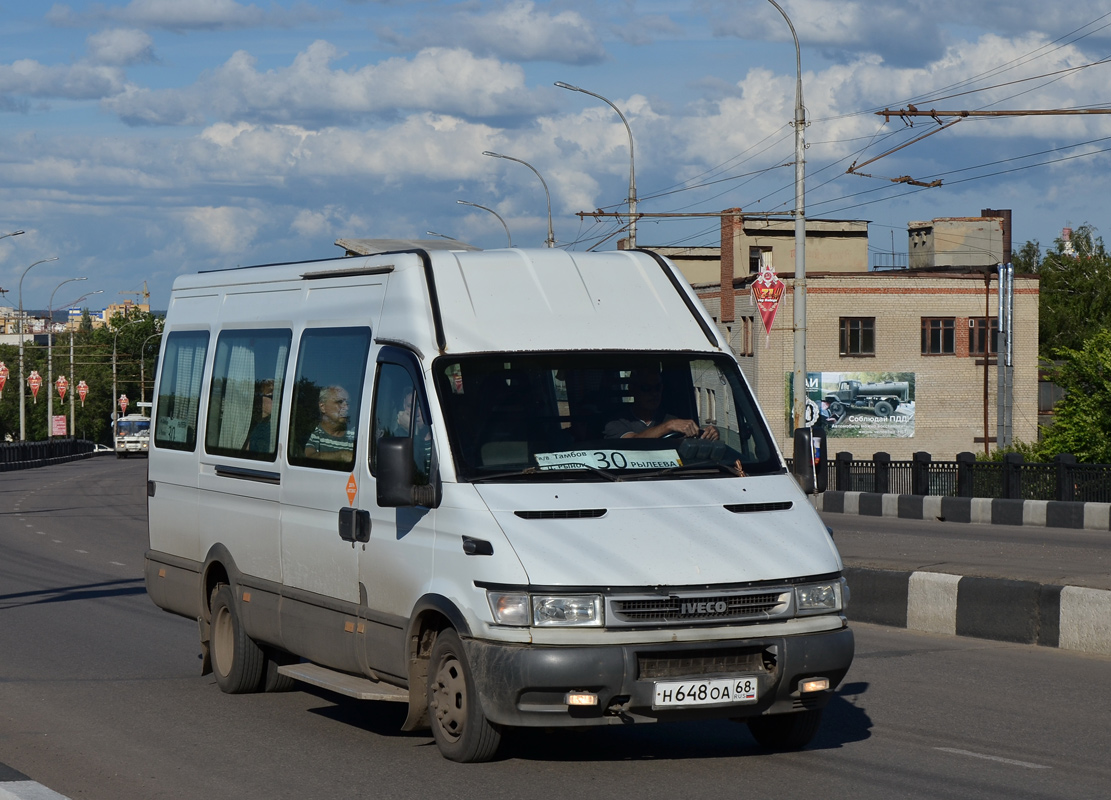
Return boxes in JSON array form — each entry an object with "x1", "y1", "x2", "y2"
[
  {"x1": 766, "y1": 0, "x2": 808, "y2": 432},
  {"x1": 457, "y1": 200, "x2": 513, "y2": 247},
  {"x1": 63, "y1": 291, "x2": 102, "y2": 437},
  {"x1": 112, "y1": 316, "x2": 145, "y2": 443},
  {"x1": 47, "y1": 277, "x2": 87, "y2": 437},
  {"x1": 554, "y1": 82, "x2": 637, "y2": 248},
  {"x1": 482, "y1": 151, "x2": 555, "y2": 248},
  {"x1": 18, "y1": 256, "x2": 59, "y2": 441},
  {"x1": 1, "y1": 230, "x2": 25, "y2": 242}
]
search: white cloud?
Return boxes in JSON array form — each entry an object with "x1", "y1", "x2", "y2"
[
  {"x1": 103, "y1": 43, "x2": 546, "y2": 126},
  {"x1": 381, "y1": 0, "x2": 607, "y2": 65},
  {"x1": 48, "y1": 0, "x2": 323, "y2": 31},
  {"x1": 182, "y1": 205, "x2": 266, "y2": 253},
  {"x1": 86, "y1": 28, "x2": 157, "y2": 66},
  {"x1": 0, "y1": 59, "x2": 127, "y2": 101}
]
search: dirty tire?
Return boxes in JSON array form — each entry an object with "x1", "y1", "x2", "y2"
[
  {"x1": 873, "y1": 400, "x2": 894, "y2": 417},
  {"x1": 747, "y1": 709, "x2": 823, "y2": 750},
  {"x1": 828, "y1": 401, "x2": 845, "y2": 417},
  {"x1": 427, "y1": 628, "x2": 502, "y2": 762},
  {"x1": 209, "y1": 584, "x2": 265, "y2": 694},
  {"x1": 261, "y1": 648, "x2": 297, "y2": 693}
]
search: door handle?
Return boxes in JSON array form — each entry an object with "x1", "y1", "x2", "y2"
[{"x1": 338, "y1": 508, "x2": 372, "y2": 543}]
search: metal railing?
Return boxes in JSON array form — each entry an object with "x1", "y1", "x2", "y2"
[
  {"x1": 0, "y1": 439, "x2": 98, "y2": 471},
  {"x1": 821, "y1": 450, "x2": 1111, "y2": 502}
]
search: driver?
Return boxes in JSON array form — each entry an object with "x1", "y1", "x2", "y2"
[{"x1": 603, "y1": 368, "x2": 718, "y2": 440}]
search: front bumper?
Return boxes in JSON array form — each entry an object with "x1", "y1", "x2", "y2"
[{"x1": 463, "y1": 622, "x2": 854, "y2": 727}]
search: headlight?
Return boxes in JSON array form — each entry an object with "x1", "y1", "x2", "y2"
[
  {"x1": 486, "y1": 591, "x2": 604, "y2": 627},
  {"x1": 794, "y1": 581, "x2": 843, "y2": 615},
  {"x1": 532, "y1": 595, "x2": 603, "y2": 627},
  {"x1": 487, "y1": 591, "x2": 529, "y2": 626}
]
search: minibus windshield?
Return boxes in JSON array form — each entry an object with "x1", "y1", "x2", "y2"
[{"x1": 432, "y1": 352, "x2": 783, "y2": 482}]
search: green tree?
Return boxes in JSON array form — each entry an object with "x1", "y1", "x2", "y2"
[
  {"x1": 1033, "y1": 224, "x2": 1111, "y2": 358},
  {"x1": 1038, "y1": 329, "x2": 1111, "y2": 463}
]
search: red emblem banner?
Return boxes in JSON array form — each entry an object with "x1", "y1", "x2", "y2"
[{"x1": 751, "y1": 264, "x2": 786, "y2": 340}]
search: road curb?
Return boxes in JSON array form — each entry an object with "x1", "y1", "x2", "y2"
[
  {"x1": 820, "y1": 490, "x2": 1111, "y2": 530},
  {"x1": 845, "y1": 566, "x2": 1111, "y2": 656}
]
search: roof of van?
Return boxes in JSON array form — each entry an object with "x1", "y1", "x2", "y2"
[
  {"x1": 410, "y1": 248, "x2": 722, "y2": 354},
  {"x1": 169, "y1": 247, "x2": 723, "y2": 356}
]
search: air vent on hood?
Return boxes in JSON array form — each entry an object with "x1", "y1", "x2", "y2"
[
  {"x1": 723, "y1": 501, "x2": 793, "y2": 513},
  {"x1": 514, "y1": 509, "x2": 606, "y2": 520}
]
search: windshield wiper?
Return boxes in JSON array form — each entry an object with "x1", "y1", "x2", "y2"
[
  {"x1": 624, "y1": 460, "x2": 743, "y2": 481},
  {"x1": 470, "y1": 462, "x2": 620, "y2": 483}
]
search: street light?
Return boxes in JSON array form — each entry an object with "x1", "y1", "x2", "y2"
[
  {"x1": 112, "y1": 316, "x2": 146, "y2": 444},
  {"x1": 63, "y1": 290, "x2": 103, "y2": 438},
  {"x1": 457, "y1": 200, "x2": 513, "y2": 247},
  {"x1": 482, "y1": 151, "x2": 555, "y2": 248},
  {"x1": 554, "y1": 82, "x2": 638, "y2": 249},
  {"x1": 766, "y1": 0, "x2": 808, "y2": 433},
  {"x1": 18, "y1": 256, "x2": 59, "y2": 441},
  {"x1": 47, "y1": 277, "x2": 87, "y2": 437},
  {"x1": 1, "y1": 230, "x2": 25, "y2": 242}
]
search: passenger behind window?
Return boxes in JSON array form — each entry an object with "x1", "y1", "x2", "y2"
[
  {"x1": 245, "y1": 379, "x2": 275, "y2": 453},
  {"x1": 304, "y1": 385, "x2": 355, "y2": 461}
]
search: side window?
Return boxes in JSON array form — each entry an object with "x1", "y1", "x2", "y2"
[
  {"x1": 204, "y1": 329, "x2": 292, "y2": 461},
  {"x1": 154, "y1": 330, "x2": 209, "y2": 452},
  {"x1": 287, "y1": 327, "x2": 371, "y2": 472},
  {"x1": 371, "y1": 361, "x2": 432, "y2": 482}
]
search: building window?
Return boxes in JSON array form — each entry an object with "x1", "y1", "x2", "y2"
[
  {"x1": 839, "y1": 317, "x2": 875, "y2": 356},
  {"x1": 970, "y1": 317, "x2": 999, "y2": 356},
  {"x1": 749, "y1": 246, "x2": 772, "y2": 275},
  {"x1": 921, "y1": 318, "x2": 956, "y2": 355}
]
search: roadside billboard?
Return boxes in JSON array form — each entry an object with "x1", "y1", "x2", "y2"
[{"x1": 787, "y1": 371, "x2": 916, "y2": 438}]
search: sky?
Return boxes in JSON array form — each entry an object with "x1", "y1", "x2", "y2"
[{"x1": 3, "y1": 0, "x2": 1111, "y2": 312}]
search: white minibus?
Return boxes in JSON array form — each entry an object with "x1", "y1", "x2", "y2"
[{"x1": 145, "y1": 242, "x2": 853, "y2": 762}]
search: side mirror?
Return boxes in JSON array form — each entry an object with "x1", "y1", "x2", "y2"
[
  {"x1": 377, "y1": 437, "x2": 440, "y2": 508},
  {"x1": 792, "y1": 426, "x2": 827, "y2": 494}
]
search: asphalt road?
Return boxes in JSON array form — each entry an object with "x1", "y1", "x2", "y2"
[
  {"x1": 2, "y1": 458, "x2": 1109, "y2": 799},
  {"x1": 823, "y1": 509, "x2": 1111, "y2": 590}
]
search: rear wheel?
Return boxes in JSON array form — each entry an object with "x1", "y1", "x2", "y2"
[
  {"x1": 261, "y1": 648, "x2": 297, "y2": 693},
  {"x1": 873, "y1": 400, "x2": 894, "y2": 417},
  {"x1": 209, "y1": 584, "x2": 265, "y2": 694},
  {"x1": 427, "y1": 629, "x2": 502, "y2": 762},
  {"x1": 747, "y1": 709, "x2": 823, "y2": 750}
]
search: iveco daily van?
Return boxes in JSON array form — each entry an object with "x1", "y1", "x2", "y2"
[{"x1": 145, "y1": 242, "x2": 853, "y2": 762}]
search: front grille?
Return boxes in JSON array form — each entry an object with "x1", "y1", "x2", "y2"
[
  {"x1": 724, "y1": 501, "x2": 793, "y2": 513},
  {"x1": 639, "y1": 649, "x2": 769, "y2": 679},
  {"x1": 514, "y1": 509, "x2": 606, "y2": 519},
  {"x1": 608, "y1": 590, "x2": 790, "y2": 627}
]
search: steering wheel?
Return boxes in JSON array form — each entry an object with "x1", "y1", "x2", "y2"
[{"x1": 660, "y1": 430, "x2": 687, "y2": 439}]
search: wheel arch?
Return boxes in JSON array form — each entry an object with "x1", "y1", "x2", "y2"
[{"x1": 400, "y1": 594, "x2": 472, "y2": 732}]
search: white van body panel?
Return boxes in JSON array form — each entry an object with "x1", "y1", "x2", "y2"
[
  {"x1": 146, "y1": 245, "x2": 853, "y2": 757},
  {"x1": 474, "y1": 478, "x2": 841, "y2": 587}
]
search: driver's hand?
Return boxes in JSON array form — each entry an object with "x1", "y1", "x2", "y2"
[
  {"x1": 699, "y1": 425, "x2": 719, "y2": 441},
  {"x1": 661, "y1": 418, "x2": 700, "y2": 437}
]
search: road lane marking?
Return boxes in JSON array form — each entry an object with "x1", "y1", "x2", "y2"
[
  {"x1": 109, "y1": 562, "x2": 125, "y2": 566},
  {"x1": 935, "y1": 747, "x2": 1049, "y2": 769},
  {"x1": 75, "y1": 550, "x2": 88, "y2": 554}
]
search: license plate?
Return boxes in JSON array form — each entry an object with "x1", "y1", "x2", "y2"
[{"x1": 653, "y1": 676, "x2": 759, "y2": 708}]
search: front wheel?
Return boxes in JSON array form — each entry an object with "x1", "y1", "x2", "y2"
[
  {"x1": 427, "y1": 629, "x2": 502, "y2": 762},
  {"x1": 747, "y1": 708, "x2": 823, "y2": 750},
  {"x1": 209, "y1": 584, "x2": 266, "y2": 694}
]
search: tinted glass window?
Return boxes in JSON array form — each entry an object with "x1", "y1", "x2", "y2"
[
  {"x1": 287, "y1": 328, "x2": 371, "y2": 472},
  {"x1": 433, "y1": 352, "x2": 780, "y2": 482},
  {"x1": 204, "y1": 329, "x2": 292, "y2": 461},
  {"x1": 371, "y1": 361, "x2": 432, "y2": 482},
  {"x1": 154, "y1": 331, "x2": 209, "y2": 452}
]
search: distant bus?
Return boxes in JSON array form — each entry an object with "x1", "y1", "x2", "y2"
[{"x1": 115, "y1": 413, "x2": 151, "y2": 458}]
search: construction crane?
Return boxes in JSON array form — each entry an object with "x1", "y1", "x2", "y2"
[{"x1": 120, "y1": 281, "x2": 150, "y2": 304}]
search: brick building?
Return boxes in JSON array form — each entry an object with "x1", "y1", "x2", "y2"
[{"x1": 648, "y1": 211, "x2": 1039, "y2": 459}]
